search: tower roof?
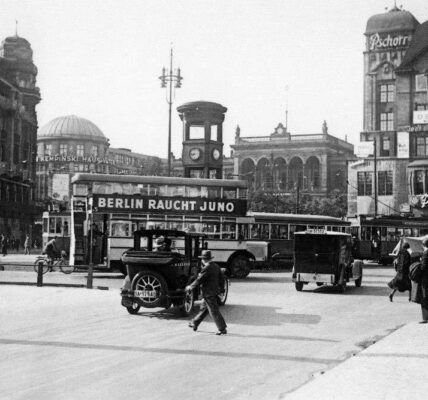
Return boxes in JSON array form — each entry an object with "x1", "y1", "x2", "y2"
[
  {"x1": 365, "y1": 8, "x2": 419, "y2": 35},
  {"x1": 398, "y1": 21, "x2": 428, "y2": 70}
]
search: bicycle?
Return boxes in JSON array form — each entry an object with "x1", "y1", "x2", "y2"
[{"x1": 33, "y1": 250, "x2": 75, "y2": 274}]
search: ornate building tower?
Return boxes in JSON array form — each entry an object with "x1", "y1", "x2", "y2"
[
  {"x1": 177, "y1": 101, "x2": 227, "y2": 179},
  {"x1": 0, "y1": 34, "x2": 41, "y2": 240}
]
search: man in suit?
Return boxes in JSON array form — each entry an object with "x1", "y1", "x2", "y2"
[{"x1": 186, "y1": 250, "x2": 227, "y2": 335}]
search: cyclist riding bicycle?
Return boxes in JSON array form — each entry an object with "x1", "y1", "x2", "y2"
[{"x1": 42, "y1": 236, "x2": 60, "y2": 266}]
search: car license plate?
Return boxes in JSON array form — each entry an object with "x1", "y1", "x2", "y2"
[{"x1": 134, "y1": 290, "x2": 158, "y2": 298}]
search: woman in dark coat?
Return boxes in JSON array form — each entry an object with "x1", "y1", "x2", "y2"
[
  {"x1": 411, "y1": 238, "x2": 428, "y2": 323},
  {"x1": 388, "y1": 242, "x2": 411, "y2": 302}
]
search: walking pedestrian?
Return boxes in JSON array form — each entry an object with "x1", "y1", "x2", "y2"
[
  {"x1": 24, "y1": 234, "x2": 31, "y2": 255},
  {"x1": 410, "y1": 238, "x2": 428, "y2": 323},
  {"x1": 1, "y1": 234, "x2": 8, "y2": 256},
  {"x1": 388, "y1": 242, "x2": 411, "y2": 302},
  {"x1": 186, "y1": 250, "x2": 227, "y2": 335}
]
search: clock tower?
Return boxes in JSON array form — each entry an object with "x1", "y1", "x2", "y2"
[{"x1": 177, "y1": 101, "x2": 227, "y2": 179}]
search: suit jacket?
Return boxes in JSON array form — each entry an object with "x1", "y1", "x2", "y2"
[{"x1": 189, "y1": 261, "x2": 224, "y2": 297}]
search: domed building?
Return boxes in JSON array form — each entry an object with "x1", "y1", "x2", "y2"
[{"x1": 36, "y1": 114, "x2": 165, "y2": 249}]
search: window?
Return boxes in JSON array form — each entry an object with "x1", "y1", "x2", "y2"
[
  {"x1": 59, "y1": 143, "x2": 67, "y2": 155},
  {"x1": 357, "y1": 172, "x2": 372, "y2": 196},
  {"x1": 189, "y1": 126, "x2": 205, "y2": 140},
  {"x1": 91, "y1": 146, "x2": 98, "y2": 157},
  {"x1": 76, "y1": 144, "x2": 84, "y2": 157},
  {"x1": 380, "y1": 113, "x2": 394, "y2": 131},
  {"x1": 416, "y1": 137, "x2": 428, "y2": 156},
  {"x1": 45, "y1": 144, "x2": 52, "y2": 156},
  {"x1": 414, "y1": 170, "x2": 426, "y2": 195},
  {"x1": 380, "y1": 84, "x2": 394, "y2": 102},
  {"x1": 416, "y1": 74, "x2": 428, "y2": 92},
  {"x1": 378, "y1": 171, "x2": 393, "y2": 196}
]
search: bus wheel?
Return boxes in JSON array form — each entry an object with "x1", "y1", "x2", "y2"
[
  {"x1": 295, "y1": 282, "x2": 304, "y2": 291},
  {"x1": 229, "y1": 255, "x2": 251, "y2": 279},
  {"x1": 131, "y1": 270, "x2": 168, "y2": 308}
]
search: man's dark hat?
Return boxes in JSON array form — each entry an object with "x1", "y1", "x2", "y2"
[{"x1": 199, "y1": 250, "x2": 214, "y2": 260}]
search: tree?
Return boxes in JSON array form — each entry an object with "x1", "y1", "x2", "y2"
[{"x1": 248, "y1": 189, "x2": 347, "y2": 218}]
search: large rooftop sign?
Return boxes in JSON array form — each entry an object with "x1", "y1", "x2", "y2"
[
  {"x1": 368, "y1": 32, "x2": 411, "y2": 50},
  {"x1": 92, "y1": 194, "x2": 247, "y2": 216}
]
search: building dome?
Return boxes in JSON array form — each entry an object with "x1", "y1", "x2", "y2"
[
  {"x1": 365, "y1": 7, "x2": 419, "y2": 35},
  {"x1": 38, "y1": 115, "x2": 107, "y2": 141}
]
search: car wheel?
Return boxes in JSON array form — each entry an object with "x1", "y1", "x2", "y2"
[
  {"x1": 131, "y1": 269, "x2": 168, "y2": 308},
  {"x1": 316, "y1": 282, "x2": 324, "y2": 287},
  {"x1": 295, "y1": 282, "x2": 304, "y2": 291},
  {"x1": 229, "y1": 255, "x2": 250, "y2": 279},
  {"x1": 218, "y1": 277, "x2": 229, "y2": 306},
  {"x1": 179, "y1": 290, "x2": 195, "y2": 316},
  {"x1": 126, "y1": 302, "x2": 141, "y2": 315}
]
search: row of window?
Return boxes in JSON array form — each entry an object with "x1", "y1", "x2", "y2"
[
  {"x1": 42, "y1": 144, "x2": 99, "y2": 157},
  {"x1": 357, "y1": 171, "x2": 393, "y2": 196}
]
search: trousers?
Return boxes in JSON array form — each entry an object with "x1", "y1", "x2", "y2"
[
  {"x1": 422, "y1": 304, "x2": 428, "y2": 321},
  {"x1": 192, "y1": 295, "x2": 227, "y2": 331}
]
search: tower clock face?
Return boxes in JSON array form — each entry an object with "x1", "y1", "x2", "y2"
[
  {"x1": 212, "y1": 148, "x2": 221, "y2": 160},
  {"x1": 189, "y1": 148, "x2": 201, "y2": 161}
]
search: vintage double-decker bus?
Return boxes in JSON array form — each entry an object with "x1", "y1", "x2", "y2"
[{"x1": 69, "y1": 173, "x2": 268, "y2": 278}]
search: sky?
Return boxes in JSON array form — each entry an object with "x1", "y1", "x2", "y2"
[{"x1": 1, "y1": 0, "x2": 428, "y2": 159}]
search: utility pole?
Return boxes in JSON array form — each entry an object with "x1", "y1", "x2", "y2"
[
  {"x1": 159, "y1": 47, "x2": 183, "y2": 176},
  {"x1": 374, "y1": 136, "x2": 378, "y2": 218}
]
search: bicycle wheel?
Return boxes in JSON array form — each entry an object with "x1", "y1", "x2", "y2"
[
  {"x1": 58, "y1": 258, "x2": 75, "y2": 274},
  {"x1": 33, "y1": 259, "x2": 49, "y2": 274}
]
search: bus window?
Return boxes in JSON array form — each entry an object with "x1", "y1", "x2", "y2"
[
  {"x1": 271, "y1": 224, "x2": 288, "y2": 239},
  {"x1": 111, "y1": 222, "x2": 130, "y2": 237},
  {"x1": 380, "y1": 227, "x2": 387, "y2": 241},
  {"x1": 404, "y1": 228, "x2": 412, "y2": 236},
  {"x1": 137, "y1": 184, "x2": 149, "y2": 195},
  {"x1": 222, "y1": 222, "x2": 236, "y2": 239},
  {"x1": 186, "y1": 186, "x2": 201, "y2": 197},
  {"x1": 290, "y1": 224, "x2": 306, "y2": 238},
  {"x1": 412, "y1": 228, "x2": 420, "y2": 237},
  {"x1": 208, "y1": 188, "x2": 220, "y2": 198},
  {"x1": 223, "y1": 189, "x2": 237, "y2": 199}
]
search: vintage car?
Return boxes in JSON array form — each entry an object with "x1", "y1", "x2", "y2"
[
  {"x1": 292, "y1": 230, "x2": 363, "y2": 293},
  {"x1": 120, "y1": 229, "x2": 229, "y2": 315}
]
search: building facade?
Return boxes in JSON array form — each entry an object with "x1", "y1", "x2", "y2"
[
  {"x1": 0, "y1": 34, "x2": 41, "y2": 241},
  {"x1": 36, "y1": 114, "x2": 165, "y2": 209},
  {"x1": 348, "y1": 6, "x2": 428, "y2": 218},
  {"x1": 231, "y1": 122, "x2": 354, "y2": 201}
]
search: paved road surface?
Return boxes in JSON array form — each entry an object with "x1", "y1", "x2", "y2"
[{"x1": 0, "y1": 267, "x2": 419, "y2": 400}]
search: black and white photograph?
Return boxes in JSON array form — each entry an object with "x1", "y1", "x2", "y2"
[{"x1": 1, "y1": 0, "x2": 428, "y2": 399}]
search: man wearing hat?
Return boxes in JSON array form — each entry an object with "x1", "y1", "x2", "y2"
[
  {"x1": 416, "y1": 238, "x2": 428, "y2": 323},
  {"x1": 186, "y1": 250, "x2": 227, "y2": 335}
]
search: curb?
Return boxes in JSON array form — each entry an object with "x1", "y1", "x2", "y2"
[{"x1": 0, "y1": 281, "x2": 110, "y2": 290}]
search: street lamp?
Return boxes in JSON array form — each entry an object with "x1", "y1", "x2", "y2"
[{"x1": 159, "y1": 48, "x2": 183, "y2": 176}]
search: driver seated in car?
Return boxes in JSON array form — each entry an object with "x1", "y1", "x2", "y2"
[{"x1": 154, "y1": 236, "x2": 172, "y2": 252}]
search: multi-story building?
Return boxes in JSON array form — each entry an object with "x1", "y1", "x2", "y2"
[
  {"x1": 0, "y1": 34, "x2": 41, "y2": 241},
  {"x1": 231, "y1": 122, "x2": 354, "y2": 201},
  {"x1": 348, "y1": 5, "x2": 428, "y2": 218},
  {"x1": 36, "y1": 114, "x2": 165, "y2": 207}
]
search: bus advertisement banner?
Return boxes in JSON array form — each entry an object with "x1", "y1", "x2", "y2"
[{"x1": 92, "y1": 194, "x2": 247, "y2": 216}]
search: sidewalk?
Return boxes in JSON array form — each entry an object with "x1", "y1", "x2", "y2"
[{"x1": 285, "y1": 322, "x2": 428, "y2": 400}]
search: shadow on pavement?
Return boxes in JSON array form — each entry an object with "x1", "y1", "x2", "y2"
[
  {"x1": 233, "y1": 275, "x2": 293, "y2": 284},
  {"x1": 302, "y1": 283, "x2": 391, "y2": 297},
  {"x1": 135, "y1": 304, "x2": 321, "y2": 326}
]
